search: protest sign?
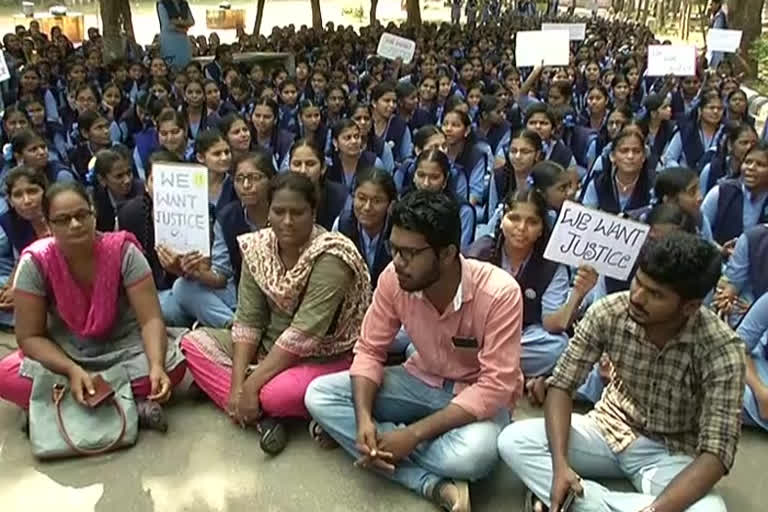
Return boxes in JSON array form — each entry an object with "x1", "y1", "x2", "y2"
[
  {"x1": 377, "y1": 33, "x2": 416, "y2": 64},
  {"x1": 646, "y1": 45, "x2": 697, "y2": 76},
  {"x1": 0, "y1": 53, "x2": 10, "y2": 82},
  {"x1": 515, "y1": 30, "x2": 570, "y2": 67},
  {"x1": 706, "y1": 29, "x2": 742, "y2": 53},
  {"x1": 153, "y1": 163, "x2": 211, "y2": 256},
  {"x1": 541, "y1": 22, "x2": 586, "y2": 40},
  {"x1": 543, "y1": 201, "x2": 650, "y2": 281}
]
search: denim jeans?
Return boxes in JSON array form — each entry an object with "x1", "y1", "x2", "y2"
[
  {"x1": 305, "y1": 365, "x2": 509, "y2": 499},
  {"x1": 497, "y1": 415, "x2": 727, "y2": 512},
  {"x1": 171, "y1": 277, "x2": 236, "y2": 328}
]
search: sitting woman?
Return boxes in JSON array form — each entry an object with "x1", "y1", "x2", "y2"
[
  {"x1": 69, "y1": 110, "x2": 115, "y2": 181},
  {"x1": 0, "y1": 182, "x2": 186, "y2": 432},
  {"x1": 325, "y1": 119, "x2": 382, "y2": 197},
  {"x1": 180, "y1": 172, "x2": 370, "y2": 455},
  {"x1": 736, "y1": 291, "x2": 768, "y2": 431},
  {"x1": 334, "y1": 167, "x2": 396, "y2": 289},
  {"x1": 92, "y1": 149, "x2": 144, "y2": 232},
  {"x1": 412, "y1": 148, "x2": 476, "y2": 248},
  {"x1": 465, "y1": 188, "x2": 596, "y2": 377},
  {"x1": 171, "y1": 151, "x2": 275, "y2": 328},
  {"x1": 11, "y1": 130, "x2": 77, "y2": 186},
  {"x1": 288, "y1": 138, "x2": 347, "y2": 230},
  {"x1": 0, "y1": 167, "x2": 51, "y2": 327}
]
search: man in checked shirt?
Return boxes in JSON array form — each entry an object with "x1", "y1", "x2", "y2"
[{"x1": 498, "y1": 232, "x2": 746, "y2": 512}]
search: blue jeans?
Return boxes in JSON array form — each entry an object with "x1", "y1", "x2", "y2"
[
  {"x1": 305, "y1": 366, "x2": 509, "y2": 499},
  {"x1": 497, "y1": 415, "x2": 727, "y2": 512},
  {"x1": 171, "y1": 277, "x2": 236, "y2": 328},
  {"x1": 158, "y1": 288, "x2": 190, "y2": 327}
]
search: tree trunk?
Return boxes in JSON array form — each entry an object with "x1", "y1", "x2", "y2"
[
  {"x1": 406, "y1": 0, "x2": 422, "y2": 26},
  {"x1": 100, "y1": 0, "x2": 134, "y2": 64},
  {"x1": 310, "y1": 0, "x2": 323, "y2": 30},
  {"x1": 656, "y1": 0, "x2": 665, "y2": 30},
  {"x1": 253, "y1": 0, "x2": 266, "y2": 35},
  {"x1": 728, "y1": 0, "x2": 765, "y2": 76},
  {"x1": 370, "y1": 0, "x2": 379, "y2": 26}
]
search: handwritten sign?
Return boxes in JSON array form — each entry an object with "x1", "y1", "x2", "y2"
[
  {"x1": 0, "y1": 52, "x2": 10, "y2": 82},
  {"x1": 153, "y1": 163, "x2": 210, "y2": 256},
  {"x1": 377, "y1": 33, "x2": 416, "y2": 65},
  {"x1": 646, "y1": 45, "x2": 697, "y2": 76},
  {"x1": 707, "y1": 29, "x2": 742, "y2": 53},
  {"x1": 544, "y1": 201, "x2": 650, "y2": 281},
  {"x1": 515, "y1": 30, "x2": 570, "y2": 67},
  {"x1": 542, "y1": 23, "x2": 586, "y2": 41}
]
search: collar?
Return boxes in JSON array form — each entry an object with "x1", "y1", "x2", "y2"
[{"x1": 743, "y1": 182, "x2": 768, "y2": 203}]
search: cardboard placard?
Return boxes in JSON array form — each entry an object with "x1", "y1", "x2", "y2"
[
  {"x1": 543, "y1": 201, "x2": 650, "y2": 281},
  {"x1": 706, "y1": 28, "x2": 742, "y2": 53},
  {"x1": 377, "y1": 32, "x2": 416, "y2": 65},
  {"x1": 515, "y1": 30, "x2": 570, "y2": 67},
  {"x1": 153, "y1": 163, "x2": 211, "y2": 256},
  {"x1": 0, "y1": 52, "x2": 11, "y2": 83},
  {"x1": 646, "y1": 45, "x2": 697, "y2": 76},
  {"x1": 541, "y1": 22, "x2": 586, "y2": 41}
]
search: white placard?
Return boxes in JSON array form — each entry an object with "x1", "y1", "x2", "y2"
[
  {"x1": 541, "y1": 23, "x2": 586, "y2": 41},
  {"x1": 515, "y1": 30, "x2": 570, "y2": 67},
  {"x1": 646, "y1": 45, "x2": 697, "y2": 76},
  {"x1": 0, "y1": 53, "x2": 10, "y2": 82},
  {"x1": 707, "y1": 28, "x2": 742, "y2": 53},
  {"x1": 377, "y1": 33, "x2": 416, "y2": 65},
  {"x1": 153, "y1": 163, "x2": 211, "y2": 256},
  {"x1": 543, "y1": 201, "x2": 650, "y2": 281}
]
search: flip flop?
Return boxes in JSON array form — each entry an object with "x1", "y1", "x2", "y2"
[
  {"x1": 137, "y1": 400, "x2": 168, "y2": 433},
  {"x1": 433, "y1": 479, "x2": 471, "y2": 512},
  {"x1": 257, "y1": 417, "x2": 287, "y2": 455},
  {"x1": 308, "y1": 419, "x2": 338, "y2": 449}
]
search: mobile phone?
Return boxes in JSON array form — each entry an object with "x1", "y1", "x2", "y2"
[
  {"x1": 561, "y1": 489, "x2": 577, "y2": 512},
  {"x1": 83, "y1": 375, "x2": 115, "y2": 408}
]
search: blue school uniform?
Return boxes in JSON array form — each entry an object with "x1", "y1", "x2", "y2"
[
  {"x1": 325, "y1": 150, "x2": 380, "y2": 197},
  {"x1": 701, "y1": 179, "x2": 768, "y2": 245},
  {"x1": 258, "y1": 127, "x2": 295, "y2": 173},
  {"x1": 477, "y1": 121, "x2": 512, "y2": 167},
  {"x1": 454, "y1": 140, "x2": 491, "y2": 217},
  {"x1": 336, "y1": 208, "x2": 392, "y2": 289},
  {"x1": 581, "y1": 164, "x2": 654, "y2": 214},
  {"x1": 317, "y1": 181, "x2": 349, "y2": 231},
  {"x1": 465, "y1": 236, "x2": 569, "y2": 376},
  {"x1": 699, "y1": 154, "x2": 739, "y2": 195},
  {"x1": 723, "y1": 224, "x2": 768, "y2": 307},
  {"x1": 93, "y1": 179, "x2": 144, "y2": 232},
  {"x1": 662, "y1": 120, "x2": 723, "y2": 171},
  {"x1": 0, "y1": 209, "x2": 35, "y2": 326},
  {"x1": 384, "y1": 116, "x2": 413, "y2": 164},
  {"x1": 394, "y1": 158, "x2": 468, "y2": 201},
  {"x1": 738, "y1": 292, "x2": 768, "y2": 430},
  {"x1": 278, "y1": 104, "x2": 299, "y2": 136}
]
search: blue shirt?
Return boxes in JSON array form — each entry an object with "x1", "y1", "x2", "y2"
[
  {"x1": 662, "y1": 125, "x2": 723, "y2": 169},
  {"x1": 581, "y1": 179, "x2": 633, "y2": 212},
  {"x1": 360, "y1": 227, "x2": 381, "y2": 271},
  {"x1": 723, "y1": 231, "x2": 754, "y2": 301}
]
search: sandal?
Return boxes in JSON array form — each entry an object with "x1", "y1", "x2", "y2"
[
  {"x1": 137, "y1": 399, "x2": 168, "y2": 433},
  {"x1": 432, "y1": 479, "x2": 471, "y2": 512},
  {"x1": 523, "y1": 488, "x2": 548, "y2": 512},
  {"x1": 309, "y1": 419, "x2": 338, "y2": 449},
  {"x1": 257, "y1": 417, "x2": 287, "y2": 455}
]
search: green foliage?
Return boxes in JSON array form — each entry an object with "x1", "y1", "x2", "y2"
[{"x1": 749, "y1": 34, "x2": 768, "y2": 84}]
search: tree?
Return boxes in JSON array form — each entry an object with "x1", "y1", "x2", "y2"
[
  {"x1": 100, "y1": 0, "x2": 135, "y2": 64},
  {"x1": 406, "y1": 0, "x2": 422, "y2": 25},
  {"x1": 311, "y1": 0, "x2": 323, "y2": 30},
  {"x1": 253, "y1": 0, "x2": 266, "y2": 35},
  {"x1": 728, "y1": 0, "x2": 765, "y2": 76},
  {"x1": 370, "y1": 0, "x2": 379, "y2": 26}
]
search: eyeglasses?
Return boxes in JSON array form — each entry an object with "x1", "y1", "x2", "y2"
[
  {"x1": 49, "y1": 209, "x2": 93, "y2": 227},
  {"x1": 234, "y1": 173, "x2": 267, "y2": 185},
  {"x1": 385, "y1": 241, "x2": 432, "y2": 263}
]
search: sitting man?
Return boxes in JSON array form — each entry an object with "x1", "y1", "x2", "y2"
[
  {"x1": 498, "y1": 231, "x2": 745, "y2": 512},
  {"x1": 305, "y1": 190, "x2": 524, "y2": 512}
]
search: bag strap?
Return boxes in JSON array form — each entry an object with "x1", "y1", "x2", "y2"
[{"x1": 52, "y1": 383, "x2": 127, "y2": 456}]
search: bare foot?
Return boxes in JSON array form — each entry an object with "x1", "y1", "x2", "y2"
[{"x1": 436, "y1": 480, "x2": 470, "y2": 512}]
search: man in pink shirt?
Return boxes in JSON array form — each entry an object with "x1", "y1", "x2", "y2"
[{"x1": 305, "y1": 190, "x2": 524, "y2": 512}]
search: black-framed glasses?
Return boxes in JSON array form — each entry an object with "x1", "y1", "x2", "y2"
[
  {"x1": 49, "y1": 209, "x2": 93, "y2": 227},
  {"x1": 385, "y1": 241, "x2": 432, "y2": 263}
]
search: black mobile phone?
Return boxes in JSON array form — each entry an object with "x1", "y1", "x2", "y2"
[
  {"x1": 561, "y1": 489, "x2": 577, "y2": 512},
  {"x1": 452, "y1": 336, "x2": 478, "y2": 349}
]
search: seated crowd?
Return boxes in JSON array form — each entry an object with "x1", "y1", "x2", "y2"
[{"x1": 0, "y1": 6, "x2": 766, "y2": 512}]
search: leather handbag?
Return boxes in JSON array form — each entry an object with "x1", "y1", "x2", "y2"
[{"x1": 29, "y1": 364, "x2": 139, "y2": 459}]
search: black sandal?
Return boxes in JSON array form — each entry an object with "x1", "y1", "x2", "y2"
[
  {"x1": 257, "y1": 417, "x2": 287, "y2": 455},
  {"x1": 309, "y1": 420, "x2": 338, "y2": 449},
  {"x1": 137, "y1": 399, "x2": 168, "y2": 433}
]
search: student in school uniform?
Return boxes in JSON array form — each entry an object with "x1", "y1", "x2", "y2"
[
  {"x1": 582, "y1": 128, "x2": 654, "y2": 215},
  {"x1": 662, "y1": 89, "x2": 725, "y2": 171},
  {"x1": 638, "y1": 93, "x2": 676, "y2": 171},
  {"x1": 699, "y1": 121, "x2": 758, "y2": 195},
  {"x1": 351, "y1": 102, "x2": 396, "y2": 173},
  {"x1": 249, "y1": 98, "x2": 295, "y2": 172},
  {"x1": 524, "y1": 102, "x2": 577, "y2": 175},
  {"x1": 736, "y1": 291, "x2": 768, "y2": 432},
  {"x1": 68, "y1": 110, "x2": 115, "y2": 182},
  {"x1": 475, "y1": 95, "x2": 512, "y2": 172},
  {"x1": 91, "y1": 148, "x2": 144, "y2": 232},
  {"x1": 371, "y1": 81, "x2": 413, "y2": 165},
  {"x1": 487, "y1": 129, "x2": 543, "y2": 222},
  {"x1": 701, "y1": 141, "x2": 768, "y2": 248},
  {"x1": 334, "y1": 168, "x2": 396, "y2": 289},
  {"x1": 466, "y1": 187, "x2": 597, "y2": 377},
  {"x1": 443, "y1": 109, "x2": 491, "y2": 219}
]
